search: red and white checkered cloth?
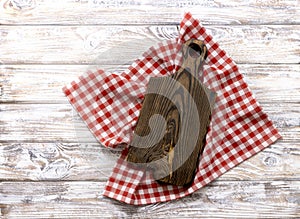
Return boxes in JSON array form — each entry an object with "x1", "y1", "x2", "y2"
[{"x1": 63, "y1": 13, "x2": 281, "y2": 205}]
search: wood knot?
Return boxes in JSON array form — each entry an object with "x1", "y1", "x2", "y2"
[
  {"x1": 263, "y1": 155, "x2": 279, "y2": 167},
  {"x1": 0, "y1": 85, "x2": 3, "y2": 97},
  {"x1": 4, "y1": 0, "x2": 35, "y2": 11},
  {"x1": 0, "y1": 204, "x2": 12, "y2": 216}
]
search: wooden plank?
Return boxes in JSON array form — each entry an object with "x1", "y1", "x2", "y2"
[
  {"x1": 0, "y1": 104, "x2": 83, "y2": 143},
  {"x1": 0, "y1": 25, "x2": 299, "y2": 65},
  {"x1": 0, "y1": 181, "x2": 299, "y2": 218},
  {"x1": 0, "y1": 0, "x2": 299, "y2": 25},
  {"x1": 1, "y1": 64, "x2": 299, "y2": 104},
  {"x1": 0, "y1": 64, "x2": 128, "y2": 104},
  {"x1": 0, "y1": 140, "x2": 299, "y2": 182},
  {"x1": 241, "y1": 64, "x2": 300, "y2": 104},
  {"x1": 0, "y1": 103, "x2": 299, "y2": 143},
  {"x1": 0, "y1": 143, "x2": 121, "y2": 181}
]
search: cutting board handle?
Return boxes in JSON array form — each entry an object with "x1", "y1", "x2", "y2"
[{"x1": 180, "y1": 39, "x2": 208, "y2": 78}]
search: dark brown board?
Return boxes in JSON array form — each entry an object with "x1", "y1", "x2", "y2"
[{"x1": 126, "y1": 39, "x2": 215, "y2": 186}]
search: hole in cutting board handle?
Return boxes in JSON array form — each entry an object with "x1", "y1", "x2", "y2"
[{"x1": 188, "y1": 43, "x2": 202, "y2": 58}]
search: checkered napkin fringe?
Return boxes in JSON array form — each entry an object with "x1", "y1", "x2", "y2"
[{"x1": 63, "y1": 13, "x2": 281, "y2": 205}]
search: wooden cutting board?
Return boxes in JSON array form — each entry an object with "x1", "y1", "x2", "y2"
[{"x1": 126, "y1": 39, "x2": 216, "y2": 186}]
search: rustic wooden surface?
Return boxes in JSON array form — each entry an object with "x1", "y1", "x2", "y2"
[{"x1": 0, "y1": 0, "x2": 299, "y2": 218}]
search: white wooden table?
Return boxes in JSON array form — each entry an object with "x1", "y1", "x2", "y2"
[{"x1": 0, "y1": 0, "x2": 299, "y2": 218}]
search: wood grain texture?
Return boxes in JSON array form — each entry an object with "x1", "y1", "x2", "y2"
[
  {"x1": 0, "y1": 143, "x2": 121, "y2": 181},
  {"x1": 0, "y1": 0, "x2": 299, "y2": 25},
  {"x1": 0, "y1": 25, "x2": 299, "y2": 65},
  {"x1": 1, "y1": 64, "x2": 299, "y2": 104},
  {"x1": 0, "y1": 102, "x2": 299, "y2": 143},
  {"x1": 0, "y1": 0, "x2": 299, "y2": 216},
  {"x1": 0, "y1": 140, "x2": 299, "y2": 182},
  {"x1": 127, "y1": 39, "x2": 212, "y2": 185},
  {"x1": 0, "y1": 181, "x2": 299, "y2": 218}
]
